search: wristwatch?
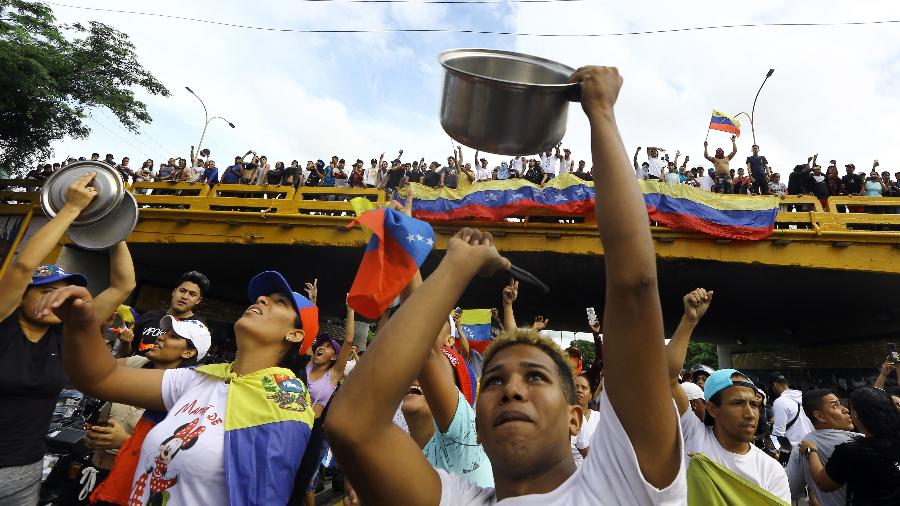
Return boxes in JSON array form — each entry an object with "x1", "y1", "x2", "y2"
[{"x1": 804, "y1": 447, "x2": 819, "y2": 457}]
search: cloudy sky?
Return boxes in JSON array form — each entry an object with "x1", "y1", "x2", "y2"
[{"x1": 47, "y1": 0, "x2": 900, "y2": 177}]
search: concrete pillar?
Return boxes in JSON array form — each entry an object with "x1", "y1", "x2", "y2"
[
  {"x1": 717, "y1": 344, "x2": 736, "y2": 369},
  {"x1": 56, "y1": 246, "x2": 109, "y2": 296}
]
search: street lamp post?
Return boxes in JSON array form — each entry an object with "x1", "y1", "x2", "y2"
[
  {"x1": 735, "y1": 69, "x2": 775, "y2": 146},
  {"x1": 185, "y1": 87, "x2": 235, "y2": 166}
]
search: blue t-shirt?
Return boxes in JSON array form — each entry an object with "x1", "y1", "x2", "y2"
[
  {"x1": 422, "y1": 391, "x2": 494, "y2": 488},
  {"x1": 222, "y1": 165, "x2": 242, "y2": 184},
  {"x1": 323, "y1": 166, "x2": 335, "y2": 187}
]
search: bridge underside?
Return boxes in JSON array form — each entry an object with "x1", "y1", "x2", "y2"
[{"x1": 125, "y1": 242, "x2": 900, "y2": 347}]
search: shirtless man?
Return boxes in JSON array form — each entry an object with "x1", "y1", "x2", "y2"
[{"x1": 704, "y1": 135, "x2": 738, "y2": 193}]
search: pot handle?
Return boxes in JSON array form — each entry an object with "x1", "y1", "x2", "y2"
[{"x1": 567, "y1": 83, "x2": 582, "y2": 103}]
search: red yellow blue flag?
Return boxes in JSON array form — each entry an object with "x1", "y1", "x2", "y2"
[
  {"x1": 347, "y1": 208, "x2": 435, "y2": 319},
  {"x1": 709, "y1": 109, "x2": 741, "y2": 136}
]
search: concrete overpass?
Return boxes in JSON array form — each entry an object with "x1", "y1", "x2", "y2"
[{"x1": 3, "y1": 180, "x2": 899, "y2": 369}]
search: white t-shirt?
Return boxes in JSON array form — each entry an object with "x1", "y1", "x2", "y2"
[
  {"x1": 664, "y1": 172, "x2": 681, "y2": 184},
  {"x1": 647, "y1": 157, "x2": 665, "y2": 178},
  {"x1": 679, "y1": 409, "x2": 790, "y2": 502},
  {"x1": 696, "y1": 175, "x2": 714, "y2": 191},
  {"x1": 540, "y1": 153, "x2": 556, "y2": 175},
  {"x1": 511, "y1": 159, "x2": 523, "y2": 175},
  {"x1": 570, "y1": 409, "x2": 601, "y2": 468},
  {"x1": 558, "y1": 158, "x2": 574, "y2": 175},
  {"x1": 437, "y1": 391, "x2": 686, "y2": 505},
  {"x1": 129, "y1": 368, "x2": 227, "y2": 506}
]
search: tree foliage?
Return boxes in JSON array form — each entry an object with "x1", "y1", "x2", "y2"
[
  {"x1": 0, "y1": 0, "x2": 169, "y2": 174},
  {"x1": 570, "y1": 339, "x2": 595, "y2": 367},
  {"x1": 685, "y1": 341, "x2": 719, "y2": 370}
]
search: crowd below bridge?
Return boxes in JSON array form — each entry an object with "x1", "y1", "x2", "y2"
[{"x1": 2, "y1": 67, "x2": 899, "y2": 506}]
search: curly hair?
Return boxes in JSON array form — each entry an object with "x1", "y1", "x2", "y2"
[
  {"x1": 849, "y1": 387, "x2": 900, "y2": 460},
  {"x1": 481, "y1": 328, "x2": 576, "y2": 405}
]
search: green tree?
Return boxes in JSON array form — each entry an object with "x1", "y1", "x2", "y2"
[
  {"x1": 685, "y1": 341, "x2": 718, "y2": 370},
  {"x1": 0, "y1": 0, "x2": 169, "y2": 174},
  {"x1": 570, "y1": 339, "x2": 596, "y2": 367}
]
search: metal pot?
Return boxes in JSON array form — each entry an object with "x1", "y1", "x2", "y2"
[
  {"x1": 40, "y1": 161, "x2": 139, "y2": 250},
  {"x1": 438, "y1": 49, "x2": 580, "y2": 156}
]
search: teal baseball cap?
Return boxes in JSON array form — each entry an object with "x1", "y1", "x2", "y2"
[{"x1": 703, "y1": 368, "x2": 756, "y2": 401}]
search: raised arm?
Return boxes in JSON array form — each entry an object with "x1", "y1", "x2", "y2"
[
  {"x1": 633, "y1": 147, "x2": 641, "y2": 173},
  {"x1": 91, "y1": 242, "x2": 136, "y2": 323},
  {"x1": 573, "y1": 65, "x2": 679, "y2": 487},
  {"x1": 454, "y1": 313, "x2": 471, "y2": 359},
  {"x1": 419, "y1": 326, "x2": 463, "y2": 432},
  {"x1": 326, "y1": 229, "x2": 510, "y2": 506},
  {"x1": 873, "y1": 360, "x2": 894, "y2": 390},
  {"x1": 666, "y1": 289, "x2": 713, "y2": 415},
  {"x1": 727, "y1": 135, "x2": 738, "y2": 160},
  {"x1": 0, "y1": 173, "x2": 96, "y2": 321},
  {"x1": 330, "y1": 302, "x2": 356, "y2": 382},
  {"x1": 501, "y1": 278, "x2": 518, "y2": 331},
  {"x1": 703, "y1": 141, "x2": 714, "y2": 163},
  {"x1": 36, "y1": 286, "x2": 166, "y2": 411}
]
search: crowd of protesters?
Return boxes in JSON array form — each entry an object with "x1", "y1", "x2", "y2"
[{"x1": 2, "y1": 67, "x2": 899, "y2": 506}]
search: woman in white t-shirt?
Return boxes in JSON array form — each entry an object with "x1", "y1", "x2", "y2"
[
  {"x1": 327, "y1": 67, "x2": 686, "y2": 506},
  {"x1": 571, "y1": 374, "x2": 601, "y2": 468},
  {"x1": 40, "y1": 270, "x2": 321, "y2": 506}
]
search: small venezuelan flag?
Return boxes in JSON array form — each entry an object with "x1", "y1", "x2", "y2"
[
  {"x1": 458, "y1": 309, "x2": 493, "y2": 353},
  {"x1": 709, "y1": 109, "x2": 741, "y2": 137},
  {"x1": 347, "y1": 208, "x2": 435, "y2": 319}
]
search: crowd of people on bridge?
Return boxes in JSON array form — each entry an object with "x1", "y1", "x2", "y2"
[
  {"x1": 24, "y1": 134, "x2": 900, "y2": 205},
  {"x1": 3, "y1": 67, "x2": 899, "y2": 506}
]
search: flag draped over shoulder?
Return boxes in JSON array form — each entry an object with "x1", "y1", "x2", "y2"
[
  {"x1": 687, "y1": 453, "x2": 789, "y2": 505},
  {"x1": 346, "y1": 207, "x2": 435, "y2": 319},
  {"x1": 641, "y1": 180, "x2": 778, "y2": 240},
  {"x1": 197, "y1": 364, "x2": 315, "y2": 506},
  {"x1": 709, "y1": 109, "x2": 741, "y2": 136},
  {"x1": 409, "y1": 173, "x2": 595, "y2": 222},
  {"x1": 458, "y1": 309, "x2": 493, "y2": 353}
]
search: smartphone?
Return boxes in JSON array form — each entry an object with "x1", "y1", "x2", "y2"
[
  {"x1": 454, "y1": 307, "x2": 461, "y2": 316},
  {"x1": 586, "y1": 307, "x2": 598, "y2": 326}
]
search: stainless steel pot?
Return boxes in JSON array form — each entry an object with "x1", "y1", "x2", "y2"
[
  {"x1": 40, "y1": 161, "x2": 139, "y2": 250},
  {"x1": 438, "y1": 49, "x2": 580, "y2": 156}
]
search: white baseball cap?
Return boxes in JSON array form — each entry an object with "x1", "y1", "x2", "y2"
[
  {"x1": 680, "y1": 381, "x2": 705, "y2": 401},
  {"x1": 160, "y1": 315, "x2": 211, "y2": 360}
]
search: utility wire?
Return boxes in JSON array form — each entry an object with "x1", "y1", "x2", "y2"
[
  {"x1": 86, "y1": 114, "x2": 155, "y2": 161},
  {"x1": 47, "y1": 2, "x2": 900, "y2": 37},
  {"x1": 98, "y1": 110, "x2": 168, "y2": 160}
]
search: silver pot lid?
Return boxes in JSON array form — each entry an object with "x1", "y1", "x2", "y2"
[
  {"x1": 66, "y1": 191, "x2": 138, "y2": 250},
  {"x1": 41, "y1": 161, "x2": 125, "y2": 225}
]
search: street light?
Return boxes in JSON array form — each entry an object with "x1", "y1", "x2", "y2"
[
  {"x1": 185, "y1": 86, "x2": 235, "y2": 166},
  {"x1": 735, "y1": 69, "x2": 775, "y2": 146}
]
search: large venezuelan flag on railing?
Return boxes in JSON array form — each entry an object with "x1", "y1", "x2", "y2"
[
  {"x1": 409, "y1": 173, "x2": 594, "y2": 222},
  {"x1": 408, "y1": 174, "x2": 778, "y2": 241},
  {"x1": 641, "y1": 180, "x2": 778, "y2": 240}
]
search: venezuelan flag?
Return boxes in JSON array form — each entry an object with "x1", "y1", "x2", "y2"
[
  {"x1": 347, "y1": 208, "x2": 435, "y2": 319},
  {"x1": 197, "y1": 364, "x2": 315, "y2": 506},
  {"x1": 688, "y1": 453, "x2": 789, "y2": 505},
  {"x1": 408, "y1": 173, "x2": 595, "y2": 222},
  {"x1": 458, "y1": 309, "x2": 493, "y2": 353},
  {"x1": 709, "y1": 109, "x2": 741, "y2": 136},
  {"x1": 641, "y1": 180, "x2": 778, "y2": 240}
]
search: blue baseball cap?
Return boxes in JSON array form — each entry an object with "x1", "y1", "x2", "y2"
[
  {"x1": 703, "y1": 368, "x2": 756, "y2": 401},
  {"x1": 30, "y1": 265, "x2": 87, "y2": 287},
  {"x1": 247, "y1": 271, "x2": 318, "y2": 355}
]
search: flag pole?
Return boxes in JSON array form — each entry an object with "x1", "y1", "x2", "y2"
[{"x1": 705, "y1": 126, "x2": 711, "y2": 143}]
